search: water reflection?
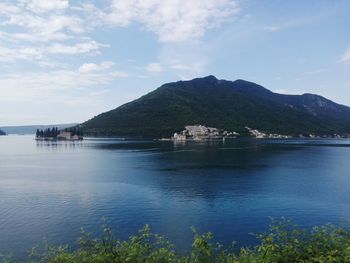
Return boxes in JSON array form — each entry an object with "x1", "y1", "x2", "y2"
[
  {"x1": 36, "y1": 140, "x2": 84, "y2": 149},
  {"x1": 1, "y1": 135, "x2": 350, "y2": 259}
]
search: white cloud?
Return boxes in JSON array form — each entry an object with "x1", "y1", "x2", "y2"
[
  {"x1": 0, "y1": 67, "x2": 128, "y2": 103},
  {"x1": 2, "y1": 12, "x2": 83, "y2": 33},
  {"x1": 146, "y1": 63, "x2": 163, "y2": 73},
  {"x1": 79, "y1": 61, "x2": 115, "y2": 74},
  {"x1": 0, "y1": 2, "x2": 21, "y2": 14},
  {"x1": 0, "y1": 40, "x2": 107, "y2": 64},
  {"x1": 19, "y1": 0, "x2": 69, "y2": 13},
  {"x1": 157, "y1": 43, "x2": 209, "y2": 78},
  {"x1": 47, "y1": 41, "x2": 107, "y2": 55},
  {"x1": 0, "y1": 45, "x2": 44, "y2": 62},
  {"x1": 0, "y1": 2, "x2": 84, "y2": 43},
  {"x1": 145, "y1": 58, "x2": 206, "y2": 76},
  {"x1": 340, "y1": 48, "x2": 350, "y2": 63},
  {"x1": 82, "y1": 0, "x2": 240, "y2": 42},
  {"x1": 0, "y1": 0, "x2": 240, "y2": 68},
  {"x1": 110, "y1": 71, "x2": 129, "y2": 78},
  {"x1": 0, "y1": 0, "x2": 240, "y2": 46},
  {"x1": 0, "y1": 31, "x2": 67, "y2": 43},
  {"x1": 169, "y1": 61, "x2": 205, "y2": 73}
]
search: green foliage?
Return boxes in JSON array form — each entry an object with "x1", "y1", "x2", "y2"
[
  {"x1": 36, "y1": 127, "x2": 59, "y2": 138},
  {"x1": 19, "y1": 219, "x2": 350, "y2": 263},
  {"x1": 81, "y1": 76, "x2": 350, "y2": 138},
  {"x1": 237, "y1": 218, "x2": 350, "y2": 263},
  {"x1": 35, "y1": 127, "x2": 83, "y2": 139}
]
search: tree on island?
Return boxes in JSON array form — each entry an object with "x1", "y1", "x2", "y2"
[
  {"x1": 36, "y1": 127, "x2": 83, "y2": 138},
  {"x1": 36, "y1": 127, "x2": 59, "y2": 138}
]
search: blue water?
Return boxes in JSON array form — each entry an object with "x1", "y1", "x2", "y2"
[{"x1": 1, "y1": 135, "x2": 350, "y2": 259}]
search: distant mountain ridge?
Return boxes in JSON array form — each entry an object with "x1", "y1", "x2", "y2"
[
  {"x1": 81, "y1": 76, "x2": 350, "y2": 138},
  {"x1": 0, "y1": 123, "x2": 78, "y2": 135},
  {"x1": 0, "y1": 129, "x2": 6, "y2": 136}
]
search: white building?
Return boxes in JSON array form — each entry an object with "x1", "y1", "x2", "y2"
[
  {"x1": 173, "y1": 132, "x2": 187, "y2": 141},
  {"x1": 57, "y1": 131, "x2": 72, "y2": 140}
]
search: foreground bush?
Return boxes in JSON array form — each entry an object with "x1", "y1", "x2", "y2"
[{"x1": 8, "y1": 218, "x2": 350, "y2": 262}]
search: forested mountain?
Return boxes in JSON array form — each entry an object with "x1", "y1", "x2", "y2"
[{"x1": 82, "y1": 76, "x2": 350, "y2": 138}]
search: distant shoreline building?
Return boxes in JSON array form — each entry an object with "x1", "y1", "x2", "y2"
[
  {"x1": 245, "y1": 127, "x2": 292, "y2": 139},
  {"x1": 36, "y1": 127, "x2": 83, "y2": 141},
  {"x1": 57, "y1": 131, "x2": 81, "y2": 140},
  {"x1": 172, "y1": 125, "x2": 239, "y2": 141}
]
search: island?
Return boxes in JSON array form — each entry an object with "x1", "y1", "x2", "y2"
[
  {"x1": 172, "y1": 125, "x2": 239, "y2": 141},
  {"x1": 0, "y1": 129, "x2": 6, "y2": 136},
  {"x1": 36, "y1": 127, "x2": 83, "y2": 141}
]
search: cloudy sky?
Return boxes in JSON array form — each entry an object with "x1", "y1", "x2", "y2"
[{"x1": 0, "y1": 0, "x2": 349, "y2": 125}]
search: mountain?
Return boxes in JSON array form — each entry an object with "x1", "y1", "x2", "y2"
[
  {"x1": 81, "y1": 76, "x2": 350, "y2": 138},
  {"x1": 0, "y1": 123, "x2": 78, "y2": 135},
  {"x1": 0, "y1": 129, "x2": 6, "y2": 136}
]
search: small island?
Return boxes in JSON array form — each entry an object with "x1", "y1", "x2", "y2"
[
  {"x1": 36, "y1": 127, "x2": 83, "y2": 141},
  {"x1": 0, "y1": 129, "x2": 6, "y2": 136},
  {"x1": 172, "y1": 125, "x2": 239, "y2": 141}
]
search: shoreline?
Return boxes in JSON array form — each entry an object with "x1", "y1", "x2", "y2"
[{"x1": 35, "y1": 137, "x2": 83, "y2": 141}]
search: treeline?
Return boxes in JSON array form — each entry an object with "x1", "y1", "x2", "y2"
[
  {"x1": 36, "y1": 127, "x2": 83, "y2": 138},
  {"x1": 36, "y1": 127, "x2": 59, "y2": 138},
  {"x1": 14, "y1": 219, "x2": 350, "y2": 263}
]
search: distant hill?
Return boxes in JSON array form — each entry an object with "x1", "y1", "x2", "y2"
[
  {"x1": 81, "y1": 76, "x2": 350, "y2": 138},
  {"x1": 0, "y1": 129, "x2": 6, "y2": 136},
  {"x1": 0, "y1": 123, "x2": 78, "y2": 135}
]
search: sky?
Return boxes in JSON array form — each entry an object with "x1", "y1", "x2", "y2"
[{"x1": 0, "y1": 0, "x2": 349, "y2": 126}]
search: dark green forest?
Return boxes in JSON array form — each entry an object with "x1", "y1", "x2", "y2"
[{"x1": 82, "y1": 76, "x2": 350, "y2": 138}]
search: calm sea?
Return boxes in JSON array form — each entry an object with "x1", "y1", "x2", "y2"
[{"x1": 1, "y1": 135, "x2": 350, "y2": 259}]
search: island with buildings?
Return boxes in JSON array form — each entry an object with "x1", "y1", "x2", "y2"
[
  {"x1": 172, "y1": 125, "x2": 239, "y2": 141},
  {"x1": 35, "y1": 127, "x2": 83, "y2": 141}
]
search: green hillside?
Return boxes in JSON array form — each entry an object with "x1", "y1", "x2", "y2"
[{"x1": 82, "y1": 76, "x2": 350, "y2": 138}]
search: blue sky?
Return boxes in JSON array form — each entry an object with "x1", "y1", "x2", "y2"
[{"x1": 0, "y1": 0, "x2": 349, "y2": 125}]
